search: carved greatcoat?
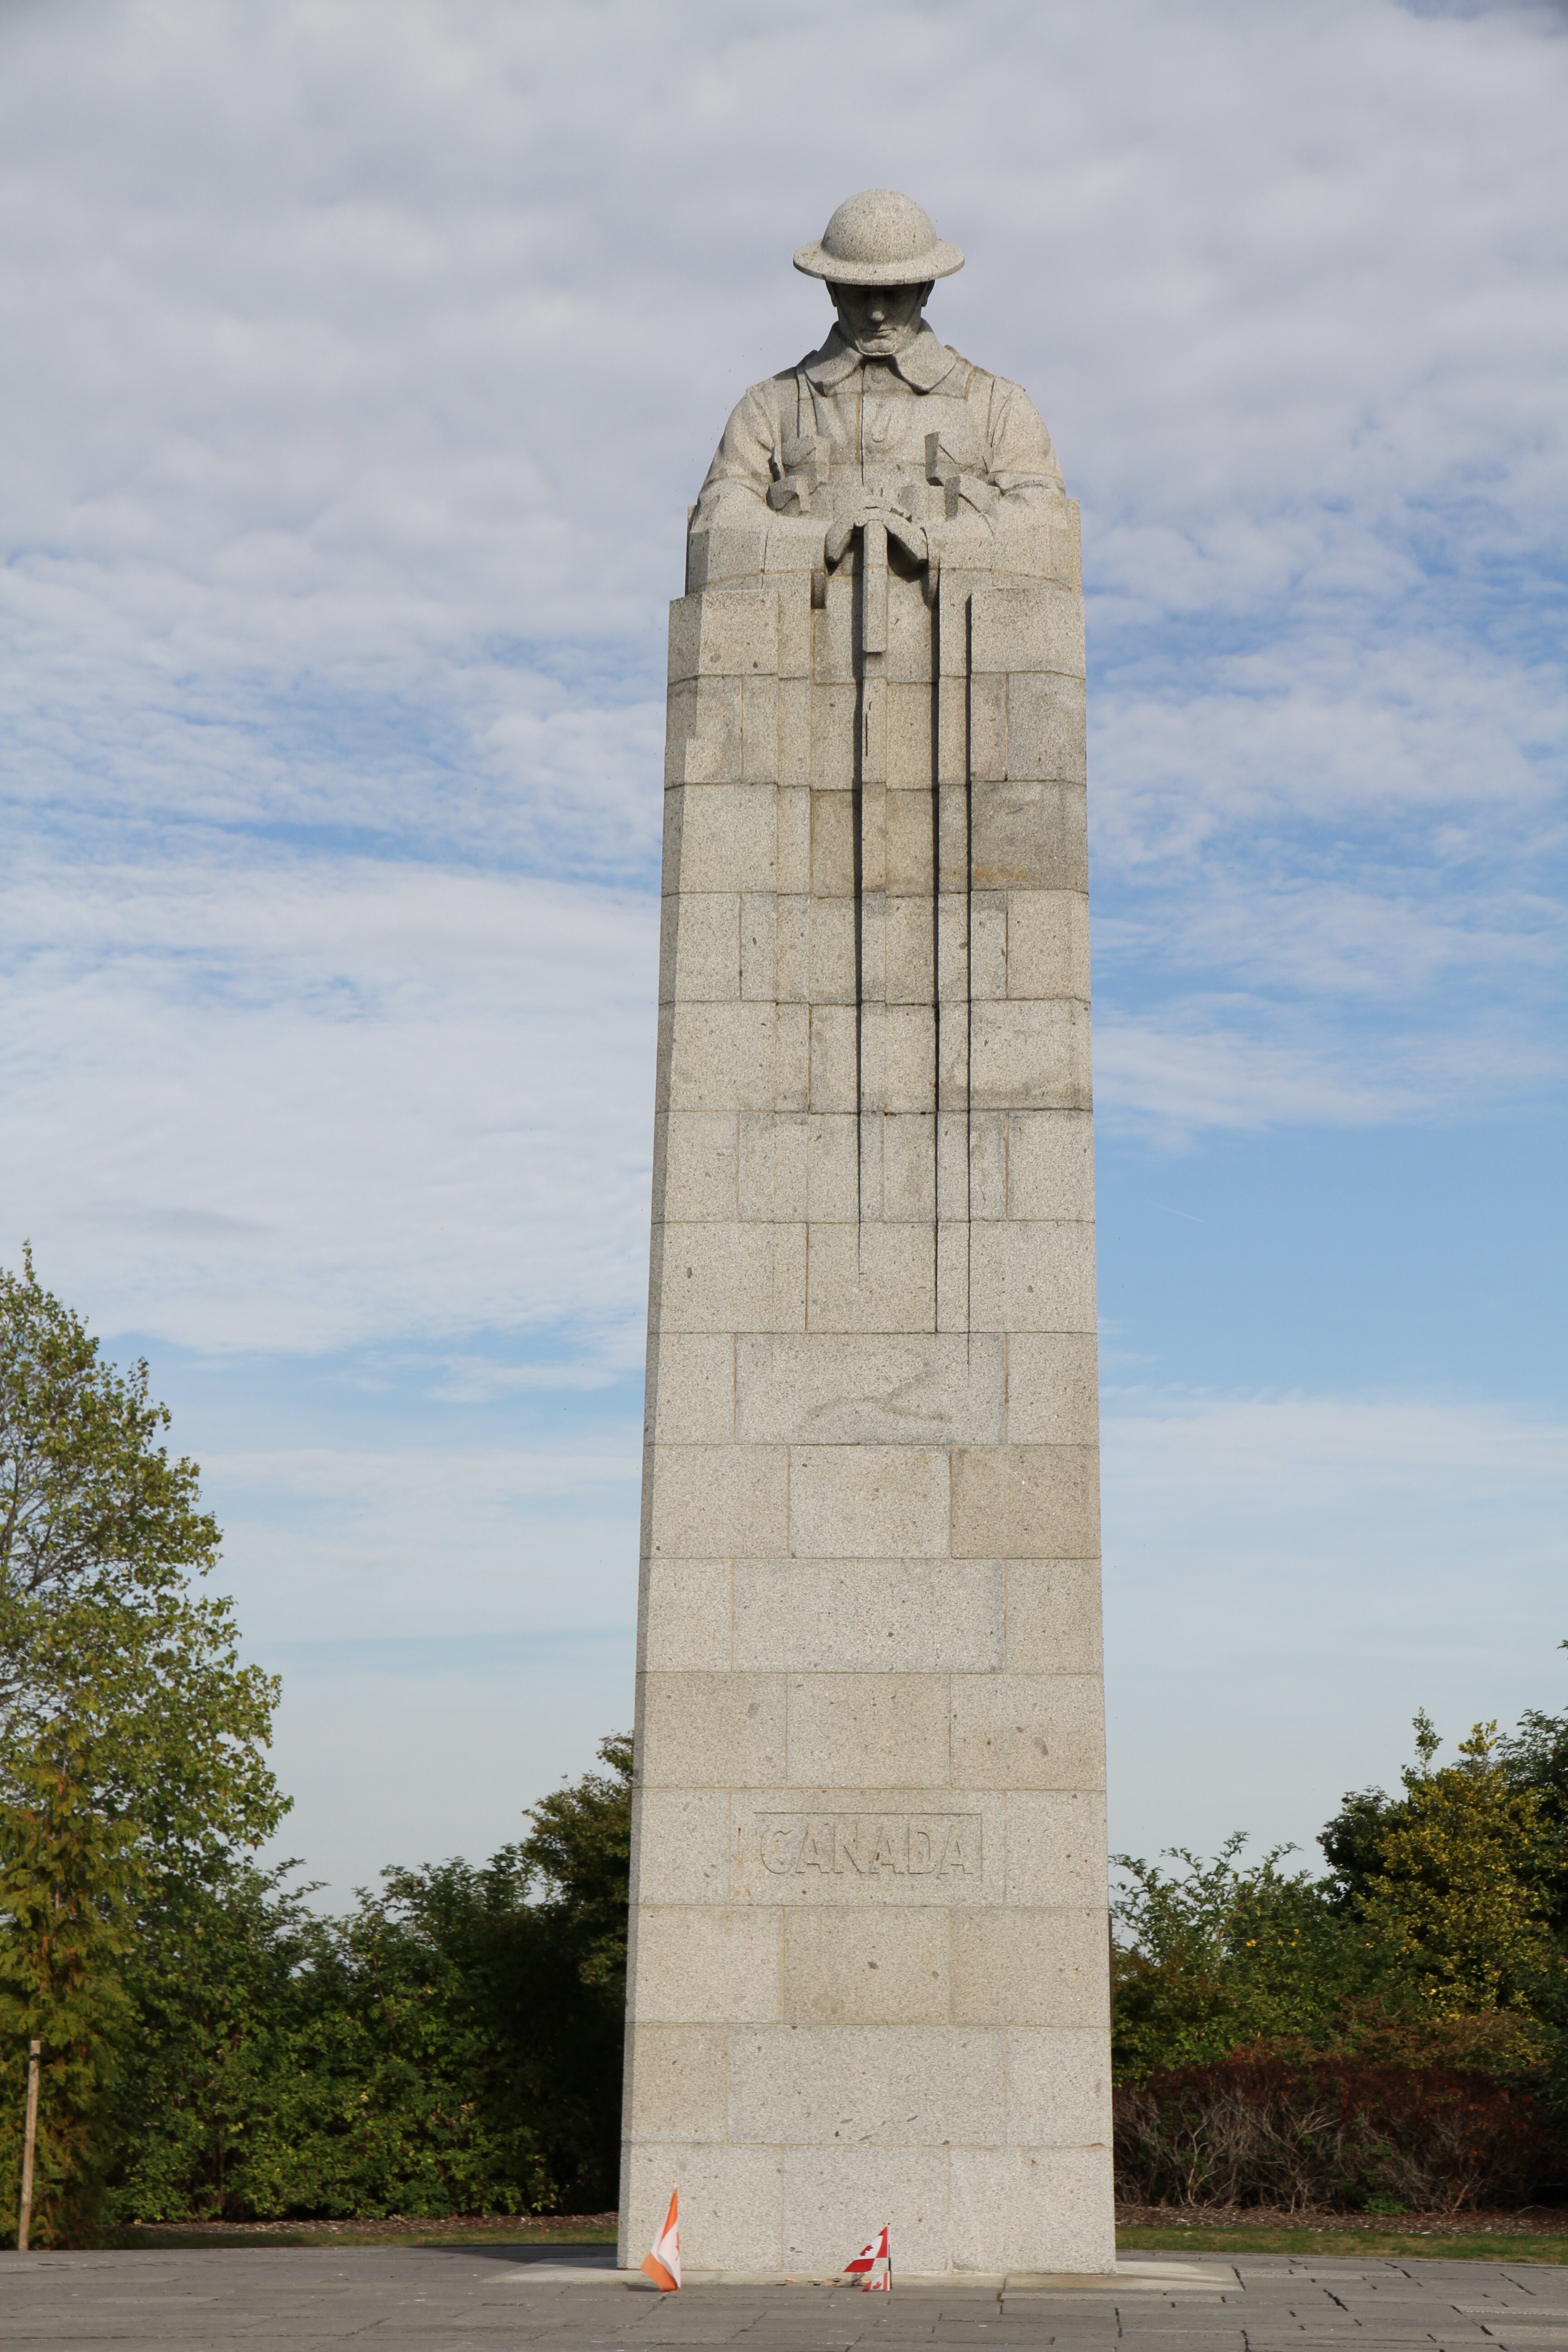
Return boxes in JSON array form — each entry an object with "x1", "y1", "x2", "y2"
[{"x1": 695, "y1": 321, "x2": 1064, "y2": 547}]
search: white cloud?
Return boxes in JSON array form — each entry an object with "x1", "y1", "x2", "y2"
[
  {"x1": 0, "y1": 856, "x2": 658, "y2": 1350},
  {"x1": 2, "y1": 0, "x2": 1562, "y2": 848},
  {"x1": 258, "y1": 1632, "x2": 636, "y2": 1904},
  {"x1": 1093, "y1": 1005, "x2": 1561, "y2": 1140},
  {"x1": 211, "y1": 1440, "x2": 641, "y2": 1645}
]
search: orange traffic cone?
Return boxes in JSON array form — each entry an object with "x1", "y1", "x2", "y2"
[{"x1": 641, "y1": 2185, "x2": 681, "y2": 2292}]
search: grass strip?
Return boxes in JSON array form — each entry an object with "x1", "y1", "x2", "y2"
[
  {"x1": 1119, "y1": 2225, "x2": 1568, "y2": 2264},
  {"x1": 109, "y1": 2217, "x2": 618, "y2": 2251},
  {"x1": 103, "y1": 2218, "x2": 1568, "y2": 2265}
]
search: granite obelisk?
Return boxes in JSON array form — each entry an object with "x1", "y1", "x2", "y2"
[{"x1": 620, "y1": 192, "x2": 1112, "y2": 2278}]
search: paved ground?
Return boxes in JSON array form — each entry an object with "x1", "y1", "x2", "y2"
[{"x1": 5, "y1": 2244, "x2": 1568, "y2": 2350}]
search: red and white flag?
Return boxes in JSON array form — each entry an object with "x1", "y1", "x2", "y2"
[
  {"x1": 844, "y1": 2224, "x2": 891, "y2": 2291},
  {"x1": 641, "y1": 2185, "x2": 681, "y2": 2292}
]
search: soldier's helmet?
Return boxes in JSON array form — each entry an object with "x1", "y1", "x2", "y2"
[{"x1": 794, "y1": 189, "x2": 964, "y2": 285}]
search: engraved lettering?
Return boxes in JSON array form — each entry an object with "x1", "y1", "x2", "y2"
[
  {"x1": 760, "y1": 1823, "x2": 802, "y2": 1873},
  {"x1": 939, "y1": 1818, "x2": 978, "y2": 1875},
  {"x1": 752, "y1": 1812, "x2": 982, "y2": 1880},
  {"x1": 865, "y1": 1818, "x2": 905, "y2": 1874},
  {"x1": 833, "y1": 1818, "x2": 867, "y2": 1874},
  {"x1": 795, "y1": 1817, "x2": 834, "y2": 1872}
]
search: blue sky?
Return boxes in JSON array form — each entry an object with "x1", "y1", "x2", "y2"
[{"x1": 1, "y1": 0, "x2": 1563, "y2": 1902}]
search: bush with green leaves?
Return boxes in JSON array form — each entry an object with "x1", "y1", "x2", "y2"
[
  {"x1": 1110, "y1": 1835, "x2": 1391, "y2": 2081},
  {"x1": 103, "y1": 1733, "x2": 633, "y2": 2225}
]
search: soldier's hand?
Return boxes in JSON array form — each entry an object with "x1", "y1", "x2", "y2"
[
  {"x1": 863, "y1": 490, "x2": 930, "y2": 568},
  {"x1": 826, "y1": 494, "x2": 887, "y2": 564},
  {"x1": 824, "y1": 495, "x2": 930, "y2": 572},
  {"x1": 824, "y1": 513, "x2": 858, "y2": 567},
  {"x1": 882, "y1": 505, "x2": 930, "y2": 569}
]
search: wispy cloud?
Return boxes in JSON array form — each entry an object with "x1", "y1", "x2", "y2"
[
  {"x1": 0, "y1": 857, "x2": 658, "y2": 1349},
  {"x1": 1094, "y1": 1004, "x2": 1563, "y2": 1141},
  {"x1": 1102, "y1": 1387, "x2": 1568, "y2": 1862}
]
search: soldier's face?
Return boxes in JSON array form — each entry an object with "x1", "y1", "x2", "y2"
[{"x1": 828, "y1": 280, "x2": 932, "y2": 356}]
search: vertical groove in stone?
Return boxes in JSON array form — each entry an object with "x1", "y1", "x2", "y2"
[
  {"x1": 853, "y1": 572, "x2": 865, "y2": 1250},
  {"x1": 964, "y1": 593, "x2": 975, "y2": 1352},
  {"x1": 930, "y1": 595, "x2": 942, "y2": 1338}
]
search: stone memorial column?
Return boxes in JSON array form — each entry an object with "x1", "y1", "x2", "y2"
[{"x1": 619, "y1": 192, "x2": 1112, "y2": 2280}]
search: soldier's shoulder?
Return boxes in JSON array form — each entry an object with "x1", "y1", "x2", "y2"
[
  {"x1": 727, "y1": 366, "x2": 800, "y2": 411},
  {"x1": 942, "y1": 350, "x2": 1040, "y2": 407}
]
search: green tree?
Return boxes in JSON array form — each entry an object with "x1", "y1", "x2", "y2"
[
  {"x1": 1319, "y1": 1785, "x2": 1401, "y2": 1913},
  {"x1": 111, "y1": 1850, "x2": 564, "y2": 2224},
  {"x1": 1496, "y1": 1644, "x2": 1568, "y2": 1943},
  {"x1": 1358, "y1": 1716, "x2": 1562, "y2": 2019},
  {"x1": 0, "y1": 1249, "x2": 285, "y2": 2244},
  {"x1": 0, "y1": 1740, "x2": 136, "y2": 2238},
  {"x1": 519, "y1": 1730, "x2": 632, "y2": 1994},
  {"x1": 103, "y1": 1858, "x2": 332, "y2": 2226}
]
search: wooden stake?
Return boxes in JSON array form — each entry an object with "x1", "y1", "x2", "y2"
[{"x1": 17, "y1": 2038, "x2": 41, "y2": 2253}]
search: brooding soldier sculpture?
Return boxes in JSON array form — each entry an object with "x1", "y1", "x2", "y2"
[{"x1": 698, "y1": 189, "x2": 1065, "y2": 573}]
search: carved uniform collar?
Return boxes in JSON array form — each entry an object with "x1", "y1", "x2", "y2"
[{"x1": 802, "y1": 322, "x2": 961, "y2": 395}]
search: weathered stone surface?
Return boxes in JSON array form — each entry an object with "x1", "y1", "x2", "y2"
[
  {"x1": 1004, "y1": 1789, "x2": 1111, "y2": 1906},
  {"x1": 629, "y1": 1905, "x2": 783, "y2": 2022},
  {"x1": 623, "y1": 192, "x2": 1111, "y2": 2278},
  {"x1": 949, "y1": 2145, "x2": 1115, "y2": 2274},
  {"x1": 1002, "y1": 1559, "x2": 1104, "y2": 1674},
  {"x1": 948, "y1": 1905, "x2": 1111, "y2": 2024},
  {"x1": 621, "y1": 2021, "x2": 730, "y2": 2142},
  {"x1": 781, "y1": 1905, "x2": 950, "y2": 2023},
  {"x1": 947, "y1": 1671, "x2": 1107, "y2": 1790},
  {"x1": 781, "y1": 2143, "x2": 950, "y2": 2274},
  {"x1": 949, "y1": 1445, "x2": 1101, "y2": 1557},
  {"x1": 786, "y1": 1671, "x2": 953, "y2": 1784},
  {"x1": 1005, "y1": 2026, "x2": 1115, "y2": 2146},
  {"x1": 637, "y1": 1672, "x2": 787, "y2": 1786},
  {"x1": 732, "y1": 1557, "x2": 1005, "y2": 1672},
  {"x1": 735, "y1": 1333, "x2": 1004, "y2": 1446},
  {"x1": 1004, "y1": 1333, "x2": 1099, "y2": 1446},
  {"x1": 728, "y1": 2023, "x2": 1005, "y2": 2146}
]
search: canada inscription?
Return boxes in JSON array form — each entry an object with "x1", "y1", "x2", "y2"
[{"x1": 756, "y1": 1812, "x2": 980, "y2": 1877}]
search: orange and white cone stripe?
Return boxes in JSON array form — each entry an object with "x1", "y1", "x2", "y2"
[
  {"x1": 641, "y1": 2186, "x2": 681, "y2": 2292},
  {"x1": 844, "y1": 2224, "x2": 891, "y2": 2291}
]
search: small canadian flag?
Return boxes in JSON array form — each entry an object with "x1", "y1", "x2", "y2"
[
  {"x1": 641, "y1": 2185, "x2": 681, "y2": 2292},
  {"x1": 844, "y1": 2223, "x2": 891, "y2": 2291}
]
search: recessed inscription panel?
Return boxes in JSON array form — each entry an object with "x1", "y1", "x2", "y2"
[
  {"x1": 760, "y1": 1812, "x2": 980, "y2": 1877},
  {"x1": 731, "y1": 1793, "x2": 1004, "y2": 1903}
]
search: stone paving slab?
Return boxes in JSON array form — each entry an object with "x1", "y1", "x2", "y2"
[{"x1": 4, "y1": 2246, "x2": 1568, "y2": 2351}]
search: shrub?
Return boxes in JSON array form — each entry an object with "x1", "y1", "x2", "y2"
[
  {"x1": 1111, "y1": 1835, "x2": 1389, "y2": 2080},
  {"x1": 1114, "y1": 2053, "x2": 1568, "y2": 2215}
]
